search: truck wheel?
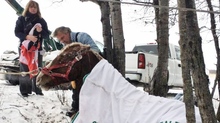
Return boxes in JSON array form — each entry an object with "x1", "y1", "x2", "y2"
[
  {"x1": 6, "y1": 74, "x2": 19, "y2": 85},
  {"x1": 143, "y1": 83, "x2": 150, "y2": 92}
]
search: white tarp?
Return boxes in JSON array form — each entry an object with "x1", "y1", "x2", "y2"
[{"x1": 73, "y1": 59, "x2": 202, "y2": 123}]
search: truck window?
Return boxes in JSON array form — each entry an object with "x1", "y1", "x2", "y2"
[
  {"x1": 132, "y1": 45, "x2": 158, "y2": 55},
  {"x1": 175, "y1": 46, "x2": 181, "y2": 60},
  {"x1": 132, "y1": 45, "x2": 171, "y2": 58}
]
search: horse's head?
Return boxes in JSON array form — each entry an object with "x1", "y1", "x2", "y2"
[{"x1": 36, "y1": 42, "x2": 102, "y2": 90}]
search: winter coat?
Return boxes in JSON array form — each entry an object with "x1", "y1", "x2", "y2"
[{"x1": 14, "y1": 12, "x2": 49, "y2": 50}]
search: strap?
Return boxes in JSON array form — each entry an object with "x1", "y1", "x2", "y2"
[
  {"x1": 83, "y1": 73, "x2": 90, "y2": 83},
  {"x1": 70, "y1": 111, "x2": 79, "y2": 123},
  {"x1": 75, "y1": 32, "x2": 79, "y2": 42}
]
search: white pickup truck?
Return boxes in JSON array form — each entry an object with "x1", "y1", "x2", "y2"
[{"x1": 125, "y1": 42, "x2": 183, "y2": 88}]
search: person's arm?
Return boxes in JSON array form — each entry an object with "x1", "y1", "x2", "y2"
[
  {"x1": 39, "y1": 18, "x2": 49, "y2": 39},
  {"x1": 14, "y1": 16, "x2": 27, "y2": 41}
]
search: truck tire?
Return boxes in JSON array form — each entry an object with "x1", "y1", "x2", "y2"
[{"x1": 6, "y1": 74, "x2": 19, "y2": 85}]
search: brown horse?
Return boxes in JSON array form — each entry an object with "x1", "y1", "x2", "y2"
[
  {"x1": 36, "y1": 42, "x2": 102, "y2": 116},
  {"x1": 36, "y1": 42, "x2": 102, "y2": 90}
]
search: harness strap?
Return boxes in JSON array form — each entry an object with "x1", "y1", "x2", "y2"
[
  {"x1": 83, "y1": 73, "x2": 90, "y2": 83},
  {"x1": 41, "y1": 58, "x2": 79, "y2": 82},
  {"x1": 70, "y1": 112, "x2": 79, "y2": 123},
  {"x1": 40, "y1": 50, "x2": 85, "y2": 84},
  {"x1": 75, "y1": 32, "x2": 79, "y2": 42}
]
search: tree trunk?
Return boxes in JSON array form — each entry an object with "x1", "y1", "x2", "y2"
[
  {"x1": 206, "y1": 0, "x2": 220, "y2": 121},
  {"x1": 99, "y1": 2, "x2": 113, "y2": 64},
  {"x1": 80, "y1": 0, "x2": 114, "y2": 64},
  {"x1": 151, "y1": 0, "x2": 169, "y2": 97},
  {"x1": 178, "y1": 0, "x2": 196, "y2": 122},
  {"x1": 185, "y1": 0, "x2": 217, "y2": 122},
  {"x1": 109, "y1": 0, "x2": 125, "y2": 76}
]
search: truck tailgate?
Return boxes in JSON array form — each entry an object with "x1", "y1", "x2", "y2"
[
  {"x1": 125, "y1": 53, "x2": 144, "y2": 82},
  {"x1": 125, "y1": 53, "x2": 139, "y2": 71}
]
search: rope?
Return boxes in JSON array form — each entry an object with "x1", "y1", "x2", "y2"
[
  {"x1": 97, "y1": 0, "x2": 220, "y2": 14},
  {"x1": 0, "y1": 69, "x2": 39, "y2": 76}
]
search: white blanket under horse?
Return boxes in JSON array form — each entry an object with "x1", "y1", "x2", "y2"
[{"x1": 73, "y1": 59, "x2": 202, "y2": 123}]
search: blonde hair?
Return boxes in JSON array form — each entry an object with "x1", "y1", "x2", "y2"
[
  {"x1": 52, "y1": 26, "x2": 72, "y2": 37},
  {"x1": 22, "y1": 0, "x2": 42, "y2": 18}
]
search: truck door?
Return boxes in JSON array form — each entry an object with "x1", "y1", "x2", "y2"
[
  {"x1": 172, "y1": 46, "x2": 183, "y2": 87},
  {"x1": 167, "y1": 45, "x2": 183, "y2": 87}
]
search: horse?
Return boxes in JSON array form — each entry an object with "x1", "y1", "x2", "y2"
[
  {"x1": 36, "y1": 42, "x2": 202, "y2": 123},
  {"x1": 36, "y1": 42, "x2": 102, "y2": 90},
  {"x1": 36, "y1": 42, "x2": 102, "y2": 116}
]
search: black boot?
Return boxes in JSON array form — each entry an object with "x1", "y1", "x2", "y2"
[{"x1": 21, "y1": 93, "x2": 28, "y2": 97}]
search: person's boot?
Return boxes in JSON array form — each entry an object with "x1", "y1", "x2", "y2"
[{"x1": 21, "y1": 93, "x2": 28, "y2": 97}]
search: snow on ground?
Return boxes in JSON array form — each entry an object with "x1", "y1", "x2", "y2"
[
  {"x1": 0, "y1": 80, "x2": 73, "y2": 123},
  {"x1": 0, "y1": 75, "x2": 219, "y2": 123}
]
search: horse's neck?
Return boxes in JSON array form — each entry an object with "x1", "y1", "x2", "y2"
[{"x1": 77, "y1": 51, "x2": 100, "y2": 82}]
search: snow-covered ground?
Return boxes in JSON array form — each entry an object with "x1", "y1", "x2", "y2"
[
  {"x1": 0, "y1": 75, "x2": 218, "y2": 123},
  {"x1": 0, "y1": 80, "x2": 73, "y2": 123}
]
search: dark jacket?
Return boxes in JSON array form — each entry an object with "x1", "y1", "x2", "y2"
[{"x1": 14, "y1": 13, "x2": 49, "y2": 50}]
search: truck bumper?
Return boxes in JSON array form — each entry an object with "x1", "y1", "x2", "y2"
[{"x1": 125, "y1": 72, "x2": 142, "y2": 83}]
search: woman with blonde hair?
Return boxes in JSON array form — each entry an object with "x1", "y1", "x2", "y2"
[{"x1": 14, "y1": 0, "x2": 49, "y2": 97}]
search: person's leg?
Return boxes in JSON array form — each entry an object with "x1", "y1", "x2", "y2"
[
  {"x1": 32, "y1": 53, "x2": 43, "y2": 95},
  {"x1": 19, "y1": 63, "x2": 32, "y2": 97},
  {"x1": 71, "y1": 88, "x2": 79, "y2": 111},
  {"x1": 18, "y1": 48, "x2": 31, "y2": 97},
  {"x1": 66, "y1": 88, "x2": 79, "y2": 117},
  {"x1": 32, "y1": 77, "x2": 43, "y2": 95}
]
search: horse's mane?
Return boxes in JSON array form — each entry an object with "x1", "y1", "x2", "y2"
[{"x1": 59, "y1": 42, "x2": 103, "y2": 60}]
